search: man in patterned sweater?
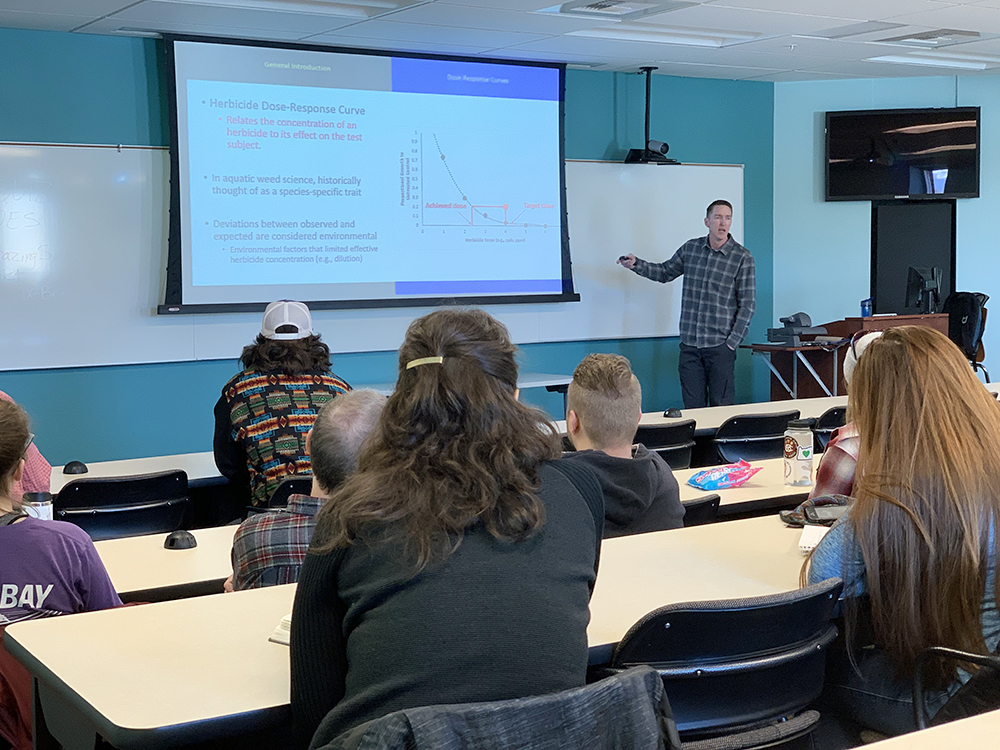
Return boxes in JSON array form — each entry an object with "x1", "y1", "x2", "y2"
[
  {"x1": 214, "y1": 300, "x2": 351, "y2": 507},
  {"x1": 226, "y1": 388, "x2": 385, "y2": 590}
]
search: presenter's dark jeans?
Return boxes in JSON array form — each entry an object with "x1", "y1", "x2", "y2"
[{"x1": 679, "y1": 343, "x2": 735, "y2": 409}]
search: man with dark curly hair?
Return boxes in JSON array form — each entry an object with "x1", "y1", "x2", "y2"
[{"x1": 213, "y1": 300, "x2": 351, "y2": 507}]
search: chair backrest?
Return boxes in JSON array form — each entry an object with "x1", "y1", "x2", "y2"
[
  {"x1": 913, "y1": 646, "x2": 1000, "y2": 730},
  {"x1": 267, "y1": 477, "x2": 314, "y2": 509},
  {"x1": 943, "y1": 291, "x2": 989, "y2": 361},
  {"x1": 611, "y1": 578, "x2": 843, "y2": 737},
  {"x1": 54, "y1": 470, "x2": 189, "y2": 541},
  {"x1": 681, "y1": 494, "x2": 720, "y2": 527},
  {"x1": 813, "y1": 406, "x2": 847, "y2": 452},
  {"x1": 713, "y1": 411, "x2": 800, "y2": 464},
  {"x1": 636, "y1": 421, "x2": 697, "y2": 470},
  {"x1": 318, "y1": 664, "x2": 680, "y2": 750}
]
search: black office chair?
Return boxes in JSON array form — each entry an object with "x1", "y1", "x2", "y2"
[
  {"x1": 54, "y1": 470, "x2": 189, "y2": 541},
  {"x1": 317, "y1": 664, "x2": 680, "y2": 750},
  {"x1": 713, "y1": 411, "x2": 800, "y2": 464},
  {"x1": 635, "y1": 420, "x2": 697, "y2": 470},
  {"x1": 681, "y1": 494, "x2": 720, "y2": 527},
  {"x1": 267, "y1": 477, "x2": 314, "y2": 509},
  {"x1": 813, "y1": 406, "x2": 847, "y2": 452},
  {"x1": 913, "y1": 646, "x2": 1000, "y2": 730},
  {"x1": 943, "y1": 291, "x2": 990, "y2": 382},
  {"x1": 597, "y1": 578, "x2": 843, "y2": 749}
]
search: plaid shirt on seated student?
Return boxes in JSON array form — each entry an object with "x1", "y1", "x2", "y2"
[{"x1": 227, "y1": 390, "x2": 385, "y2": 591}]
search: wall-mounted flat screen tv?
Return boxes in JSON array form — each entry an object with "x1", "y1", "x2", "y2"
[{"x1": 826, "y1": 107, "x2": 980, "y2": 201}]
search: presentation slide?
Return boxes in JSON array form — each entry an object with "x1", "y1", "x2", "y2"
[{"x1": 169, "y1": 40, "x2": 572, "y2": 309}]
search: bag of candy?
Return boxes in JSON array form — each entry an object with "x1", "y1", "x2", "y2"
[{"x1": 687, "y1": 460, "x2": 762, "y2": 490}]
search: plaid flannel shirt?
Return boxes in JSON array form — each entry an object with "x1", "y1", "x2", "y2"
[
  {"x1": 633, "y1": 234, "x2": 756, "y2": 349},
  {"x1": 231, "y1": 494, "x2": 322, "y2": 590},
  {"x1": 809, "y1": 424, "x2": 860, "y2": 500}
]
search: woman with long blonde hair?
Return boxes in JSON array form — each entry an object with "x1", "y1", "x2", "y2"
[
  {"x1": 807, "y1": 325, "x2": 1000, "y2": 735},
  {"x1": 290, "y1": 308, "x2": 604, "y2": 748}
]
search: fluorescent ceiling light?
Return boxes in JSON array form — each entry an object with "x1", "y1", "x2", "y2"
[
  {"x1": 885, "y1": 121, "x2": 977, "y2": 134},
  {"x1": 807, "y1": 21, "x2": 905, "y2": 40},
  {"x1": 867, "y1": 54, "x2": 997, "y2": 70},
  {"x1": 536, "y1": 1, "x2": 694, "y2": 22},
  {"x1": 156, "y1": 0, "x2": 417, "y2": 18},
  {"x1": 569, "y1": 23, "x2": 760, "y2": 47}
]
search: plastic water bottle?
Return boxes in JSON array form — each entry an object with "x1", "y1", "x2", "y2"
[
  {"x1": 21, "y1": 492, "x2": 53, "y2": 520},
  {"x1": 783, "y1": 420, "x2": 814, "y2": 487},
  {"x1": 861, "y1": 297, "x2": 873, "y2": 318}
]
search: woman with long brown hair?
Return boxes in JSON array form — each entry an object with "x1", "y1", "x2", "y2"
[
  {"x1": 289, "y1": 308, "x2": 603, "y2": 748},
  {"x1": 807, "y1": 325, "x2": 1000, "y2": 735}
]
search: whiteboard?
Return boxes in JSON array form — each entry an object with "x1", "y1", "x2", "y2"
[{"x1": 0, "y1": 146, "x2": 743, "y2": 370}]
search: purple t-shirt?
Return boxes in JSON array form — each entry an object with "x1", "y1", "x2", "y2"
[{"x1": 0, "y1": 517, "x2": 122, "y2": 625}]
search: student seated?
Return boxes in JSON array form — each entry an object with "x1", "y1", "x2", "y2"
[
  {"x1": 563, "y1": 353, "x2": 684, "y2": 537},
  {"x1": 806, "y1": 326, "x2": 1000, "y2": 736},
  {"x1": 290, "y1": 308, "x2": 604, "y2": 747},
  {"x1": 226, "y1": 389, "x2": 385, "y2": 591},
  {"x1": 0, "y1": 400, "x2": 121, "y2": 750},
  {"x1": 808, "y1": 331, "x2": 881, "y2": 500},
  {"x1": 0, "y1": 391, "x2": 51, "y2": 501},
  {"x1": 214, "y1": 300, "x2": 351, "y2": 507}
]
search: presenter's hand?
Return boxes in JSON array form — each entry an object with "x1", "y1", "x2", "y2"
[{"x1": 617, "y1": 254, "x2": 637, "y2": 270}]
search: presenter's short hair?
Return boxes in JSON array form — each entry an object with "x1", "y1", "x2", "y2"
[
  {"x1": 309, "y1": 390, "x2": 386, "y2": 493},
  {"x1": 707, "y1": 200, "x2": 733, "y2": 216},
  {"x1": 567, "y1": 354, "x2": 642, "y2": 449}
]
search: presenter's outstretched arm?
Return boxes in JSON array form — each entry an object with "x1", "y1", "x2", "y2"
[{"x1": 617, "y1": 254, "x2": 637, "y2": 270}]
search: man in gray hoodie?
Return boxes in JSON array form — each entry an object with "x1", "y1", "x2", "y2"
[{"x1": 563, "y1": 354, "x2": 684, "y2": 537}]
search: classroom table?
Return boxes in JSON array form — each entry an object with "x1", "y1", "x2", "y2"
[
  {"x1": 50, "y1": 451, "x2": 223, "y2": 495},
  {"x1": 5, "y1": 516, "x2": 806, "y2": 750},
  {"x1": 553, "y1": 394, "x2": 848, "y2": 437},
  {"x1": 678, "y1": 456, "x2": 817, "y2": 516},
  {"x1": 864, "y1": 707, "x2": 1000, "y2": 749},
  {"x1": 94, "y1": 525, "x2": 237, "y2": 602}
]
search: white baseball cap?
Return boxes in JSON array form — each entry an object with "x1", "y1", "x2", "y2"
[
  {"x1": 844, "y1": 331, "x2": 882, "y2": 385},
  {"x1": 261, "y1": 300, "x2": 313, "y2": 340}
]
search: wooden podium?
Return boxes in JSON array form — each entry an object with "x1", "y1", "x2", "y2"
[{"x1": 747, "y1": 314, "x2": 949, "y2": 400}]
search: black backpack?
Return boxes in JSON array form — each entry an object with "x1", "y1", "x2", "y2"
[{"x1": 943, "y1": 292, "x2": 989, "y2": 361}]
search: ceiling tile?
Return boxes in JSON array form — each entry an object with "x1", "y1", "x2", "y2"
[
  {"x1": 0, "y1": 0, "x2": 134, "y2": 12},
  {"x1": 733, "y1": 35, "x2": 911, "y2": 60},
  {"x1": 77, "y1": 15, "x2": 313, "y2": 39},
  {"x1": 880, "y1": 3, "x2": 1000, "y2": 34},
  {"x1": 301, "y1": 31, "x2": 493, "y2": 56},
  {"x1": 106, "y1": 0, "x2": 361, "y2": 35},
  {"x1": 708, "y1": 0, "x2": 958, "y2": 22},
  {"x1": 318, "y1": 18, "x2": 550, "y2": 47},
  {"x1": 741, "y1": 69, "x2": 865, "y2": 82},
  {"x1": 380, "y1": 2, "x2": 605, "y2": 34},
  {"x1": 0, "y1": 9, "x2": 96, "y2": 31},
  {"x1": 638, "y1": 4, "x2": 859, "y2": 35},
  {"x1": 642, "y1": 59, "x2": 783, "y2": 78}
]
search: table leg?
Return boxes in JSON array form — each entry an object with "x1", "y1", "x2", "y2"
[
  {"x1": 794, "y1": 351, "x2": 833, "y2": 397},
  {"x1": 756, "y1": 352, "x2": 794, "y2": 399},
  {"x1": 34, "y1": 679, "x2": 99, "y2": 750}
]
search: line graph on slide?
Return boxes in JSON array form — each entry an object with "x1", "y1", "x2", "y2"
[{"x1": 411, "y1": 132, "x2": 559, "y2": 230}]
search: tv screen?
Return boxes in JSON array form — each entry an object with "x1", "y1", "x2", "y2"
[
  {"x1": 160, "y1": 36, "x2": 576, "y2": 313},
  {"x1": 825, "y1": 107, "x2": 980, "y2": 201}
]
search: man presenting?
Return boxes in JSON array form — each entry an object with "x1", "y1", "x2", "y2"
[{"x1": 618, "y1": 200, "x2": 755, "y2": 408}]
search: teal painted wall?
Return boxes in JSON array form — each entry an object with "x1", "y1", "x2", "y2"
[
  {"x1": 0, "y1": 28, "x2": 775, "y2": 464},
  {"x1": 772, "y1": 77, "x2": 999, "y2": 381}
]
